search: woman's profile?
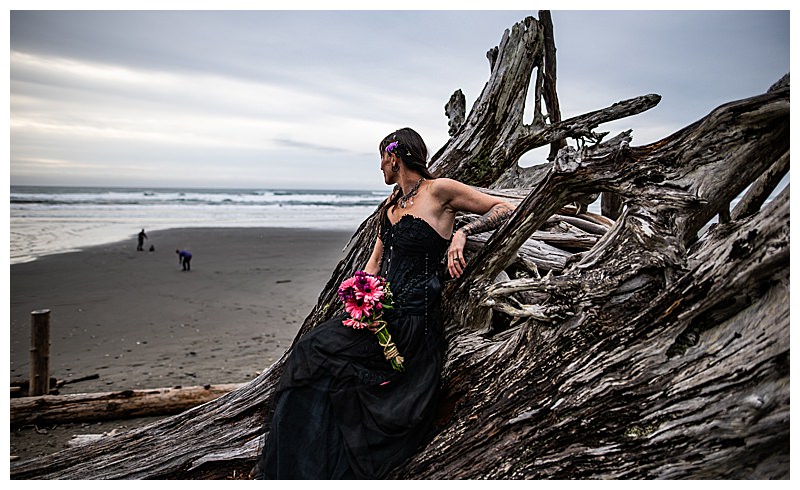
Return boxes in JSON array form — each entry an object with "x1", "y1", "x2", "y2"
[{"x1": 254, "y1": 127, "x2": 515, "y2": 479}]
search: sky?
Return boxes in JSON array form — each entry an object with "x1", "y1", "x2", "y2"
[{"x1": 6, "y1": 2, "x2": 792, "y2": 191}]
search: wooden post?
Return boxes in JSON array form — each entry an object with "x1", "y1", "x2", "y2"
[{"x1": 29, "y1": 309, "x2": 51, "y2": 396}]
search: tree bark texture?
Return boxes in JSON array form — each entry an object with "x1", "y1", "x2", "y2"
[{"x1": 10, "y1": 12, "x2": 789, "y2": 480}]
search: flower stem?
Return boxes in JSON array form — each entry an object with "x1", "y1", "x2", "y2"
[{"x1": 372, "y1": 318, "x2": 405, "y2": 372}]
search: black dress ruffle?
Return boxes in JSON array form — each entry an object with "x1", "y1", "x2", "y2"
[{"x1": 255, "y1": 213, "x2": 450, "y2": 479}]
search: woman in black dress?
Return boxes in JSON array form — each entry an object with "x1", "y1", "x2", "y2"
[{"x1": 254, "y1": 127, "x2": 514, "y2": 479}]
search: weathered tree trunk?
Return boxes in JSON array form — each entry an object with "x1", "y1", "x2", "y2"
[
  {"x1": 406, "y1": 88, "x2": 789, "y2": 479},
  {"x1": 10, "y1": 12, "x2": 789, "y2": 480}
]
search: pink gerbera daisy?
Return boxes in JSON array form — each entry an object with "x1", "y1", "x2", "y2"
[
  {"x1": 343, "y1": 318, "x2": 369, "y2": 329},
  {"x1": 344, "y1": 299, "x2": 372, "y2": 320}
]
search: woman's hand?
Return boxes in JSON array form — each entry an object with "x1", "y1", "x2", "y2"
[{"x1": 447, "y1": 229, "x2": 467, "y2": 278}]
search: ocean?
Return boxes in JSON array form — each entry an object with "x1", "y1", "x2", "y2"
[
  {"x1": 11, "y1": 180, "x2": 786, "y2": 265},
  {"x1": 10, "y1": 186, "x2": 386, "y2": 264}
]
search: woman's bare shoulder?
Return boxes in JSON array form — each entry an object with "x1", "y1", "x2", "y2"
[
  {"x1": 428, "y1": 177, "x2": 467, "y2": 196},
  {"x1": 430, "y1": 177, "x2": 507, "y2": 214}
]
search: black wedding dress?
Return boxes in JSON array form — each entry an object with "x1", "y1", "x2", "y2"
[{"x1": 254, "y1": 213, "x2": 450, "y2": 479}]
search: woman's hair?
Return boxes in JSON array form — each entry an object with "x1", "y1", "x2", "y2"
[
  {"x1": 379, "y1": 127, "x2": 435, "y2": 180},
  {"x1": 379, "y1": 127, "x2": 436, "y2": 216}
]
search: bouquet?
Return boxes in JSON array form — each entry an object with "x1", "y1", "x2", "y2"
[{"x1": 337, "y1": 271, "x2": 404, "y2": 372}]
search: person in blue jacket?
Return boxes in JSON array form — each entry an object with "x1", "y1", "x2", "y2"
[{"x1": 176, "y1": 249, "x2": 192, "y2": 271}]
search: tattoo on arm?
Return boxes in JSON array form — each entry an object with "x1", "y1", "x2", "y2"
[{"x1": 459, "y1": 202, "x2": 514, "y2": 236}]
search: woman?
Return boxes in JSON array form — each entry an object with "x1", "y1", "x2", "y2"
[{"x1": 254, "y1": 127, "x2": 514, "y2": 479}]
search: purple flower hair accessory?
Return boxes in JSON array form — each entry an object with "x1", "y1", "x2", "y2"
[{"x1": 385, "y1": 141, "x2": 399, "y2": 153}]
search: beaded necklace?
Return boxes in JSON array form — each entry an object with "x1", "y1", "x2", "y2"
[{"x1": 398, "y1": 178, "x2": 425, "y2": 209}]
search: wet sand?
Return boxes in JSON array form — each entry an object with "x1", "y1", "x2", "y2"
[{"x1": 9, "y1": 227, "x2": 354, "y2": 462}]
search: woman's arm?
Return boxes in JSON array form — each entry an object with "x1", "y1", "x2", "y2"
[
  {"x1": 454, "y1": 201, "x2": 516, "y2": 237},
  {"x1": 364, "y1": 236, "x2": 384, "y2": 276},
  {"x1": 448, "y1": 202, "x2": 514, "y2": 278},
  {"x1": 433, "y1": 178, "x2": 515, "y2": 278},
  {"x1": 365, "y1": 191, "x2": 397, "y2": 276}
]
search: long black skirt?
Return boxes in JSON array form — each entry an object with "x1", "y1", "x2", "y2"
[{"x1": 255, "y1": 304, "x2": 445, "y2": 479}]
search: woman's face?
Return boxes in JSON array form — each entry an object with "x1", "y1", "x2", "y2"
[{"x1": 380, "y1": 150, "x2": 396, "y2": 185}]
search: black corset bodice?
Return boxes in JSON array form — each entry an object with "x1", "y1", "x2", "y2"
[{"x1": 379, "y1": 213, "x2": 449, "y2": 309}]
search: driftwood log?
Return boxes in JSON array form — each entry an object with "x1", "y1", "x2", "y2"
[
  {"x1": 10, "y1": 384, "x2": 245, "y2": 426},
  {"x1": 10, "y1": 12, "x2": 789, "y2": 479}
]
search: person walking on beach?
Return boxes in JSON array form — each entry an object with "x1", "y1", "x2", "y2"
[
  {"x1": 176, "y1": 249, "x2": 192, "y2": 271},
  {"x1": 253, "y1": 127, "x2": 515, "y2": 479},
  {"x1": 137, "y1": 229, "x2": 148, "y2": 251}
]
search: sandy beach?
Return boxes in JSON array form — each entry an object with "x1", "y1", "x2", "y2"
[{"x1": 9, "y1": 227, "x2": 354, "y2": 462}]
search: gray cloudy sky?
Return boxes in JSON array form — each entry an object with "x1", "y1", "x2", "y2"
[{"x1": 8, "y1": 7, "x2": 791, "y2": 190}]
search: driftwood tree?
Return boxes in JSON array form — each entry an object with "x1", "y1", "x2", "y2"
[{"x1": 11, "y1": 12, "x2": 789, "y2": 479}]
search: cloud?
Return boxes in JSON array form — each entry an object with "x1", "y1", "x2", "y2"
[{"x1": 9, "y1": 9, "x2": 790, "y2": 189}]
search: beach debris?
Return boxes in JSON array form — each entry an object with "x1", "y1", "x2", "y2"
[
  {"x1": 10, "y1": 383, "x2": 245, "y2": 427},
  {"x1": 10, "y1": 376, "x2": 59, "y2": 398},
  {"x1": 61, "y1": 374, "x2": 100, "y2": 386},
  {"x1": 67, "y1": 429, "x2": 121, "y2": 448}
]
